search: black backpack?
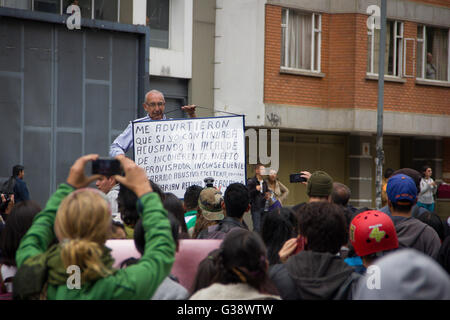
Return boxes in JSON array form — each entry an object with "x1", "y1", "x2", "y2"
[
  {"x1": 203, "y1": 224, "x2": 227, "y2": 240},
  {"x1": 0, "y1": 177, "x2": 15, "y2": 195}
]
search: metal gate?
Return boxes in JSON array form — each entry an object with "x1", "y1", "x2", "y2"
[{"x1": 0, "y1": 8, "x2": 149, "y2": 207}]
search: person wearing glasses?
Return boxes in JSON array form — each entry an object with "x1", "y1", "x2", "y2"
[{"x1": 109, "y1": 90, "x2": 197, "y2": 157}]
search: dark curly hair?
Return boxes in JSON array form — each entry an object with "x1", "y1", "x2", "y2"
[
  {"x1": 117, "y1": 179, "x2": 165, "y2": 227},
  {"x1": 224, "y1": 183, "x2": 250, "y2": 219},
  {"x1": 297, "y1": 202, "x2": 348, "y2": 254}
]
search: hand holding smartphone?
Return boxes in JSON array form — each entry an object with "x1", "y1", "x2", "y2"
[{"x1": 289, "y1": 173, "x2": 307, "y2": 183}]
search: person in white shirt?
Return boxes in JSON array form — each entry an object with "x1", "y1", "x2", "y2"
[
  {"x1": 96, "y1": 175, "x2": 121, "y2": 223},
  {"x1": 417, "y1": 165, "x2": 437, "y2": 213},
  {"x1": 109, "y1": 90, "x2": 197, "y2": 157}
]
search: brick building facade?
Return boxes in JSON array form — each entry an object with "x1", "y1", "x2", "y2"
[{"x1": 261, "y1": 0, "x2": 450, "y2": 215}]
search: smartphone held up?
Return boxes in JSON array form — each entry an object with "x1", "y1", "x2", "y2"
[
  {"x1": 92, "y1": 158, "x2": 122, "y2": 176},
  {"x1": 289, "y1": 173, "x2": 307, "y2": 183}
]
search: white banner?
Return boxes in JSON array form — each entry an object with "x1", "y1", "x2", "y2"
[{"x1": 132, "y1": 116, "x2": 246, "y2": 198}]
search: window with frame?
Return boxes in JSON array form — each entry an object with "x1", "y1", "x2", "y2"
[
  {"x1": 416, "y1": 25, "x2": 449, "y2": 82},
  {"x1": 147, "y1": 0, "x2": 170, "y2": 49},
  {"x1": 281, "y1": 8, "x2": 321, "y2": 72},
  {"x1": 367, "y1": 20, "x2": 404, "y2": 77}
]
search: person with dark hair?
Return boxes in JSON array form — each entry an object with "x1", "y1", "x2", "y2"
[
  {"x1": 0, "y1": 194, "x2": 15, "y2": 223},
  {"x1": 269, "y1": 202, "x2": 361, "y2": 300},
  {"x1": 163, "y1": 193, "x2": 189, "y2": 238},
  {"x1": 118, "y1": 179, "x2": 165, "y2": 239},
  {"x1": 331, "y1": 182, "x2": 351, "y2": 206},
  {"x1": 386, "y1": 174, "x2": 441, "y2": 259},
  {"x1": 198, "y1": 183, "x2": 250, "y2": 239},
  {"x1": 331, "y1": 182, "x2": 357, "y2": 221},
  {"x1": 190, "y1": 229, "x2": 280, "y2": 300},
  {"x1": 121, "y1": 212, "x2": 189, "y2": 300},
  {"x1": 183, "y1": 185, "x2": 203, "y2": 237},
  {"x1": 247, "y1": 164, "x2": 269, "y2": 233},
  {"x1": 192, "y1": 188, "x2": 224, "y2": 239},
  {"x1": 1, "y1": 165, "x2": 30, "y2": 205},
  {"x1": 381, "y1": 168, "x2": 394, "y2": 207},
  {"x1": 261, "y1": 207, "x2": 298, "y2": 265},
  {"x1": 0, "y1": 201, "x2": 41, "y2": 295},
  {"x1": 417, "y1": 165, "x2": 437, "y2": 213},
  {"x1": 416, "y1": 211, "x2": 445, "y2": 242},
  {"x1": 190, "y1": 249, "x2": 221, "y2": 295},
  {"x1": 379, "y1": 168, "x2": 430, "y2": 218}
]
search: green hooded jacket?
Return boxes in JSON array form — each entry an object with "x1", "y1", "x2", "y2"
[{"x1": 15, "y1": 183, "x2": 175, "y2": 300}]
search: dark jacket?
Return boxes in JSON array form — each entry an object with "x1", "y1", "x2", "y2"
[
  {"x1": 247, "y1": 177, "x2": 268, "y2": 212},
  {"x1": 198, "y1": 217, "x2": 248, "y2": 239},
  {"x1": 269, "y1": 251, "x2": 361, "y2": 300},
  {"x1": 379, "y1": 204, "x2": 429, "y2": 218},
  {"x1": 391, "y1": 216, "x2": 441, "y2": 260},
  {"x1": 13, "y1": 178, "x2": 30, "y2": 204}
]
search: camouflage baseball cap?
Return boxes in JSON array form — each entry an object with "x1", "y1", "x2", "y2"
[{"x1": 198, "y1": 187, "x2": 224, "y2": 221}]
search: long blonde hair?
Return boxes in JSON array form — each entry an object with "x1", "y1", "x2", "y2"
[{"x1": 54, "y1": 189, "x2": 113, "y2": 282}]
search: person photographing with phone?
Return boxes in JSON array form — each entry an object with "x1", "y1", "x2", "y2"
[
  {"x1": 247, "y1": 164, "x2": 270, "y2": 233},
  {"x1": 290, "y1": 170, "x2": 333, "y2": 213},
  {"x1": 109, "y1": 90, "x2": 197, "y2": 157},
  {"x1": 13, "y1": 154, "x2": 175, "y2": 299},
  {"x1": 94, "y1": 158, "x2": 122, "y2": 223}
]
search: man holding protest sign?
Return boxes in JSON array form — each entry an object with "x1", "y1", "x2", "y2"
[{"x1": 109, "y1": 90, "x2": 197, "y2": 157}]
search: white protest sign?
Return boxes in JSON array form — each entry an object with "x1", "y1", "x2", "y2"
[{"x1": 132, "y1": 116, "x2": 246, "y2": 198}]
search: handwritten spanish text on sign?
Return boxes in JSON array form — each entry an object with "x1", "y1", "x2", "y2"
[{"x1": 133, "y1": 116, "x2": 246, "y2": 198}]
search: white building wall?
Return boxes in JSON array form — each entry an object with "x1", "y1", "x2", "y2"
[
  {"x1": 214, "y1": 0, "x2": 266, "y2": 126},
  {"x1": 132, "y1": 0, "x2": 147, "y2": 25}
]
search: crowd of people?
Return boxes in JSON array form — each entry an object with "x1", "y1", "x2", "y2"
[
  {"x1": 0, "y1": 154, "x2": 449, "y2": 300},
  {"x1": 0, "y1": 90, "x2": 449, "y2": 300}
]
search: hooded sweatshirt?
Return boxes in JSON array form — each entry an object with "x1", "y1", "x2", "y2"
[
  {"x1": 392, "y1": 216, "x2": 441, "y2": 260},
  {"x1": 190, "y1": 283, "x2": 280, "y2": 300},
  {"x1": 353, "y1": 249, "x2": 450, "y2": 300},
  {"x1": 269, "y1": 251, "x2": 360, "y2": 300}
]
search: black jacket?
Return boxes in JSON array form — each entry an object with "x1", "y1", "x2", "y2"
[
  {"x1": 269, "y1": 251, "x2": 361, "y2": 300},
  {"x1": 247, "y1": 176, "x2": 268, "y2": 212},
  {"x1": 13, "y1": 177, "x2": 30, "y2": 204},
  {"x1": 391, "y1": 216, "x2": 441, "y2": 260}
]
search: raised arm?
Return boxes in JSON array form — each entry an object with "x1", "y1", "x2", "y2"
[
  {"x1": 16, "y1": 154, "x2": 101, "y2": 267},
  {"x1": 110, "y1": 123, "x2": 133, "y2": 157}
]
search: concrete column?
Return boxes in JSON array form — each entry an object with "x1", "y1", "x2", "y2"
[{"x1": 348, "y1": 135, "x2": 374, "y2": 209}]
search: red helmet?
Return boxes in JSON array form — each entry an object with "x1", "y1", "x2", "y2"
[{"x1": 349, "y1": 210, "x2": 398, "y2": 257}]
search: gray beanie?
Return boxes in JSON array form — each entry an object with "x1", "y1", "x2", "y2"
[{"x1": 353, "y1": 249, "x2": 450, "y2": 300}]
